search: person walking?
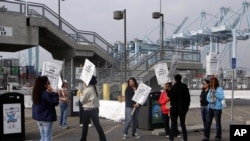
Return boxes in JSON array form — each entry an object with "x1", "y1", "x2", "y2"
[
  {"x1": 77, "y1": 82, "x2": 92, "y2": 128},
  {"x1": 202, "y1": 76, "x2": 224, "y2": 141},
  {"x1": 200, "y1": 79, "x2": 210, "y2": 133},
  {"x1": 122, "y1": 77, "x2": 140, "y2": 139},
  {"x1": 32, "y1": 76, "x2": 59, "y2": 141},
  {"x1": 58, "y1": 80, "x2": 70, "y2": 129},
  {"x1": 79, "y1": 76, "x2": 106, "y2": 141},
  {"x1": 158, "y1": 83, "x2": 170, "y2": 137},
  {"x1": 168, "y1": 74, "x2": 190, "y2": 141}
]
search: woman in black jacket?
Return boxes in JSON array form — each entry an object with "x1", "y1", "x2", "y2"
[{"x1": 200, "y1": 79, "x2": 210, "y2": 132}]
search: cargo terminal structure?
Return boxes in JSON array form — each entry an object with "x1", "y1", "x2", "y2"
[{"x1": 0, "y1": 1, "x2": 250, "y2": 98}]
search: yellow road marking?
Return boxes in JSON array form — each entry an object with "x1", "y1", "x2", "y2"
[
  {"x1": 104, "y1": 124, "x2": 121, "y2": 134},
  {"x1": 53, "y1": 128, "x2": 77, "y2": 139}
]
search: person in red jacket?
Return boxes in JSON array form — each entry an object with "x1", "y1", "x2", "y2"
[{"x1": 158, "y1": 83, "x2": 171, "y2": 137}]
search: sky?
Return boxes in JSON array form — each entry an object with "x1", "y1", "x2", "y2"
[{"x1": 1, "y1": 0, "x2": 250, "y2": 71}]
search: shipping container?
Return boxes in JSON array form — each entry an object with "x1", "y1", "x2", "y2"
[
  {"x1": 26, "y1": 66, "x2": 35, "y2": 74},
  {"x1": 3, "y1": 59, "x2": 11, "y2": 67},
  {"x1": 11, "y1": 58, "x2": 19, "y2": 66},
  {"x1": 11, "y1": 66, "x2": 19, "y2": 75}
]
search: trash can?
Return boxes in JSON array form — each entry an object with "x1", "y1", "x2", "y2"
[
  {"x1": 0, "y1": 92, "x2": 25, "y2": 141},
  {"x1": 70, "y1": 89, "x2": 80, "y2": 116},
  {"x1": 137, "y1": 91, "x2": 163, "y2": 130}
]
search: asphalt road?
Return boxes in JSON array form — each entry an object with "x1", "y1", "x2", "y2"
[{"x1": 20, "y1": 99, "x2": 250, "y2": 141}]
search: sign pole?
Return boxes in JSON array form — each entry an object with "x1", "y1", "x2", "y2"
[{"x1": 231, "y1": 29, "x2": 237, "y2": 121}]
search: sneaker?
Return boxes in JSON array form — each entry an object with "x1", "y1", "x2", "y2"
[
  {"x1": 122, "y1": 134, "x2": 127, "y2": 139},
  {"x1": 132, "y1": 133, "x2": 140, "y2": 138},
  {"x1": 88, "y1": 124, "x2": 92, "y2": 127},
  {"x1": 165, "y1": 135, "x2": 169, "y2": 138},
  {"x1": 80, "y1": 124, "x2": 83, "y2": 127},
  {"x1": 62, "y1": 126, "x2": 69, "y2": 129},
  {"x1": 175, "y1": 134, "x2": 181, "y2": 138}
]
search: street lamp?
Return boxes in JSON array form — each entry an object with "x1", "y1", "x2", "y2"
[
  {"x1": 58, "y1": 0, "x2": 65, "y2": 29},
  {"x1": 152, "y1": 12, "x2": 164, "y2": 59},
  {"x1": 113, "y1": 9, "x2": 127, "y2": 82}
]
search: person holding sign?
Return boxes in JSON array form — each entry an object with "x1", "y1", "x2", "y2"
[
  {"x1": 58, "y1": 80, "x2": 70, "y2": 129},
  {"x1": 168, "y1": 74, "x2": 190, "y2": 141},
  {"x1": 80, "y1": 76, "x2": 106, "y2": 141},
  {"x1": 122, "y1": 77, "x2": 140, "y2": 139},
  {"x1": 32, "y1": 76, "x2": 59, "y2": 141}
]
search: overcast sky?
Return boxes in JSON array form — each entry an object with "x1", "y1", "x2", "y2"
[{"x1": 1, "y1": 0, "x2": 250, "y2": 70}]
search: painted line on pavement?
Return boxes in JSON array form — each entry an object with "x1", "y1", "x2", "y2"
[
  {"x1": 222, "y1": 109, "x2": 244, "y2": 121},
  {"x1": 104, "y1": 124, "x2": 121, "y2": 134}
]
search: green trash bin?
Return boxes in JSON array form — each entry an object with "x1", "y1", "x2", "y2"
[
  {"x1": 137, "y1": 91, "x2": 163, "y2": 130},
  {"x1": 0, "y1": 92, "x2": 25, "y2": 141}
]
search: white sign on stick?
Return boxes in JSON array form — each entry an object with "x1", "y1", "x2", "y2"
[
  {"x1": 168, "y1": 55, "x2": 181, "y2": 78},
  {"x1": 41, "y1": 61, "x2": 61, "y2": 90},
  {"x1": 206, "y1": 53, "x2": 218, "y2": 75},
  {"x1": 154, "y1": 63, "x2": 169, "y2": 85},
  {"x1": 132, "y1": 83, "x2": 152, "y2": 105},
  {"x1": 80, "y1": 59, "x2": 95, "y2": 86}
]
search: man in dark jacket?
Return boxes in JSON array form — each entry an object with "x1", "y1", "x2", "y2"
[{"x1": 168, "y1": 74, "x2": 190, "y2": 141}]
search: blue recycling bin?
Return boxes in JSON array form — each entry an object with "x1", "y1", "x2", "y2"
[{"x1": 0, "y1": 92, "x2": 25, "y2": 141}]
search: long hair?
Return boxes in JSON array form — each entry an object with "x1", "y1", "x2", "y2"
[
  {"x1": 32, "y1": 76, "x2": 49, "y2": 104},
  {"x1": 127, "y1": 77, "x2": 138, "y2": 89},
  {"x1": 210, "y1": 75, "x2": 219, "y2": 90}
]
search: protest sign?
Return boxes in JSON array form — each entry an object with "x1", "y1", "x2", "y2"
[
  {"x1": 80, "y1": 59, "x2": 95, "y2": 86},
  {"x1": 131, "y1": 82, "x2": 151, "y2": 115},
  {"x1": 132, "y1": 82, "x2": 152, "y2": 105},
  {"x1": 154, "y1": 63, "x2": 169, "y2": 85},
  {"x1": 41, "y1": 61, "x2": 61, "y2": 90},
  {"x1": 168, "y1": 54, "x2": 181, "y2": 78}
]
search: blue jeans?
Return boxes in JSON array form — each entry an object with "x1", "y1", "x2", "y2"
[
  {"x1": 59, "y1": 102, "x2": 68, "y2": 127},
  {"x1": 200, "y1": 106, "x2": 208, "y2": 130},
  {"x1": 204, "y1": 108, "x2": 222, "y2": 139},
  {"x1": 123, "y1": 107, "x2": 140, "y2": 135},
  {"x1": 37, "y1": 121, "x2": 53, "y2": 141}
]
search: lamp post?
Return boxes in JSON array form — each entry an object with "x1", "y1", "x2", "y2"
[
  {"x1": 58, "y1": 0, "x2": 65, "y2": 29},
  {"x1": 152, "y1": 12, "x2": 164, "y2": 60},
  {"x1": 113, "y1": 9, "x2": 127, "y2": 82}
]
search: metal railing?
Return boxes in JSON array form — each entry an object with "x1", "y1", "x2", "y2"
[{"x1": 25, "y1": 2, "x2": 121, "y2": 60}]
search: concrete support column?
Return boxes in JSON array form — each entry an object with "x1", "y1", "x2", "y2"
[{"x1": 103, "y1": 83, "x2": 110, "y2": 100}]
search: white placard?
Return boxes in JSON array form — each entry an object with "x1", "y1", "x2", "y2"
[
  {"x1": 168, "y1": 55, "x2": 181, "y2": 77},
  {"x1": 41, "y1": 61, "x2": 61, "y2": 90},
  {"x1": 154, "y1": 63, "x2": 169, "y2": 85},
  {"x1": 206, "y1": 53, "x2": 218, "y2": 75},
  {"x1": 3, "y1": 103, "x2": 21, "y2": 134},
  {"x1": 80, "y1": 59, "x2": 95, "y2": 86},
  {"x1": 0, "y1": 26, "x2": 12, "y2": 36},
  {"x1": 132, "y1": 83, "x2": 152, "y2": 105}
]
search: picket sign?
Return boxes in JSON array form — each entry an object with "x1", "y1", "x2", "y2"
[
  {"x1": 80, "y1": 59, "x2": 95, "y2": 86},
  {"x1": 131, "y1": 82, "x2": 152, "y2": 115},
  {"x1": 41, "y1": 61, "x2": 61, "y2": 90},
  {"x1": 168, "y1": 54, "x2": 181, "y2": 78},
  {"x1": 154, "y1": 62, "x2": 169, "y2": 85}
]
